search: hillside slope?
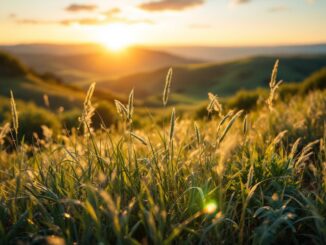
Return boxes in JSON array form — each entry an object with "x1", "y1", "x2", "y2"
[
  {"x1": 2, "y1": 45, "x2": 199, "y2": 83},
  {"x1": 0, "y1": 51, "x2": 86, "y2": 110},
  {"x1": 96, "y1": 55, "x2": 326, "y2": 104}
]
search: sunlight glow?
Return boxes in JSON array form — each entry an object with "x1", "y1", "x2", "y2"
[
  {"x1": 204, "y1": 201, "x2": 218, "y2": 214},
  {"x1": 93, "y1": 24, "x2": 136, "y2": 52}
]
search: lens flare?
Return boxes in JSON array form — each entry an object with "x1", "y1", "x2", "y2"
[{"x1": 204, "y1": 201, "x2": 218, "y2": 214}]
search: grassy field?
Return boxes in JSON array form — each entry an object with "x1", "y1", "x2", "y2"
[{"x1": 0, "y1": 61, "x2": 325, "y2": 244}]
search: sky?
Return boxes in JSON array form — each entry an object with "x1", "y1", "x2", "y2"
[{"x1": 0, "y1": 0, "x2": 326, "y2": 49}]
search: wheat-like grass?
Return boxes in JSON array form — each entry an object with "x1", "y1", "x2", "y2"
[
  {"x1": 10, "y1": 90, "x2": 18, "y2": 135},
  {"x1": 194, "y1": 122, "x2": 201, "y2": 145},
  {"x1": 127, "y1": 89, "x2": 134, "y2": 121},
  {"x1": 218, "y1": 110, "x2": 243, "y2": 143},
  {"x1": 130, "y1": 132, "x2": 147, "y2": 145},
  {"x1": 114, "y1": 100, "x2": 128, "y2": 119},
  {"x1": 163, "y1": 68, "x2": 173, "y2": 107},
  {"x1": 267, "y1": 60, "x2": 283, "y2": 111},
  {"x1": 43, "y1": 94, "x2": 50, "y2": 108},
  {"x1": 207, "y1": 92, "x2": 223, "y2": 115},
  {"x1": 80, "y1": 82, "x2": 96, "y2": 135},
  {"x1": 243, "y1": 114, "x2": 248, "y2": 135},
  {"x1": 0, "y1": 122, "x2": 10, "y2": 145},
  {"x1": 169, "y1": 108, "x2": 175, "y2": 142}
]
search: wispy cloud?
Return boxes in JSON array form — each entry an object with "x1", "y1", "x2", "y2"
[
  {"x1": 65, "y1": 4, "x2": 98, "y2": 12},
  {"x1": 11, "y1": 6, "x2": 153, "y2": 26},
  {"x1": 8, "y1": 13, "x2": 17, "y2": 19},
  {"x1": 231, "y1": 0, "x2": 251, "y2": 5},
  {"x1": 60, "y1": 17, "x2": 153, "y2": 26},
  {"x1": 15, "y1": 19, "x2": 54, "y2": 25},
  {"x1": 11, "y1": 14, "x2": 153, "y2": 26},
  {"x1": 268, "y1": 5, "x2": 290, "y2": 13},
  {"x1": 139, "y1": 0, "x2": 205, "y2": 11},
  {"x1": 232, "y1": 0, "x2": 314, "y2": 6},
  {"x1": 101, "y1": 8, "x2": 121, "y2": 17}
]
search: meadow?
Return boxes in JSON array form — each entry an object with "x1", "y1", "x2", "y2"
[{"x1": 0, "y1": 59, "x2": 325, "y2": 245}]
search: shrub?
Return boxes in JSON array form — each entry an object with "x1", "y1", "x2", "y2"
[
  {"x1": 227, "y1": 88, "x2": 267, "y2": 111},
  {"x1": 9, "y1": 103, "x2": 61, "y2": 143},
  {"x1": 60, "y1": 102, "x2": 116, "y2": 132},
  {"x1": 300, "y1": 67, "x2": 326, "y2": 94},
  {"x1": 60, "y1": 108, "x2": 81, "y2": 130},
  {"x1": 0, "y1": 51, "x2": 28, "y2": 77},
  {"x1": 92, "y1": 101, "x2": 116, "y2": 129},
  {"x1": 278, "y1": 82, "x2": 300, "y2": 101}
]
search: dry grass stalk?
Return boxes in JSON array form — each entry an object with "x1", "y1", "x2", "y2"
[
  {"x1": 267, "y1": 60, "x2": 283, "y2": 111},
  {"x1": 163, "y1": 68, "x2": 173, "y2": 106},
  {"x1": 10, "y1": 90, "x2": 19, "y2": 135},
  {"x1": 80, "y1": 82, "x2": 96, "y2": 135}
]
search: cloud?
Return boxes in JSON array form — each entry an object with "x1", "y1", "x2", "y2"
[
  {"x1": 11, "y1": 6, "x2": 153, "y2": 26},
  {"x1": 60, "y1": 17, "x2": 153, "y2": 26},
  {"x1": 102, "y1": 8, "x2": 121, "y2": 17},
  {"x1": 231, "y1": 0, "x2": 251, "y2": 5},
  {"x1": 15, "y1": 19, "x2": 54, "y2": 25},
  {"x1": 268, "y1": 5, "x2": 290, "y2": 13},
  {"x1": 8, "y1": 13, "x2": 17, "y2": 19},
  {"x1": 12, "y1": 15, "x2": 153, "y2": 26},
  {"x1": 65, "y1": 4, "x2": 97, "y2": 12},
  {"x1": 139, "y1": 0, "x2": 205, "y2": 11}
]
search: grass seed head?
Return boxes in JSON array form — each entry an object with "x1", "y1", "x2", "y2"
[
  {"x1": 163, "y1": 67, "x2": 173, "y2": 106},
  {"x1": 10, "y1": 90, "x2": 19, "y2": 135}
]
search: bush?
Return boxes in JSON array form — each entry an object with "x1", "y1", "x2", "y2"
[
  {"x1": 60, "y1": 102, "x2": 116, "y2": 132},
  {"x1": 92, "y1": 101, "x2": 116, "y2": 129},
  {"x1": 227, "y1": 88, "x2": 267, "y2": 111},
  {"x1": 279, "y1": 83, "x2": 300, "y2": 101},
  {"x1": 0, "y1": 51, "x2": 28, "y2": 77},
  {"x1": 300, "y1": 68, "x2": 326, "y2": 94},
  {"x1": 60, "y1": 108, "x2": 81, "y2": 130},
  {"x1": 10, "y1": 103, "x2": 61, "y2": 143}
]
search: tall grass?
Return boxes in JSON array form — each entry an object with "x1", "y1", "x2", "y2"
[{"x1": 0, "y1": 62, "x2": 325, "y2": 245}]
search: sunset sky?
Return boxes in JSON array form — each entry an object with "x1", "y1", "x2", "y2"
[{"x1": 0, "y1": 0, "x2": 325, "y2": 49}]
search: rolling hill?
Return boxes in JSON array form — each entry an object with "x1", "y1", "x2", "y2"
[
  {"x1": 156, "y1": 43, "x2": 326, "y2": 61},
  {"x1": 96, "y1": 55, "x2": 326, "y2": 105},
  {"x1": 0, "y1": 44, "x2": 199, "y2": 84},
  {"x1": 0, "y1": 51, "x2": 86, "y2": 110}
]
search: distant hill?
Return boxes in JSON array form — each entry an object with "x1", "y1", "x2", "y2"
[
  {"x1": 0, "y1": 44, "x2": 200, "y2": 83},
  {"x1": 0, "y1": 43, "x2": 104, "y2": 55},
  {"x1": 96, "y1": 55, "x2": 326, "y2": 105},
  {"x1": 156, "y1": 44, "x2": 326, "y2": 61},
  {"x1": 0, "y1": 51, "x2": 86, "y2": 110}
]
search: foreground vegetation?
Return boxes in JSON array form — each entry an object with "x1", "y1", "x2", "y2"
[{"x1": 0, "y1": 62, "x2": 325, "y2": 244}]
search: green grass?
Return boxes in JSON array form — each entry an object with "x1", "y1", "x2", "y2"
[{"x1": 0, "y1": 63, "x2": 325, "y2": 244}]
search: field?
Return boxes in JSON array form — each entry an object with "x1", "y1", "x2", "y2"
[{"x1": 0, "y1": 60, "x2": 325, "y2": 244}]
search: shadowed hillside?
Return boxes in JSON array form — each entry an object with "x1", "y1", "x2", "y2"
[
  {"x1": 0, "y1": 51, "x2": 85, "y2": 110},
  {"x1": 0, "y1": 51, "x2": 123, "y2": 110}
]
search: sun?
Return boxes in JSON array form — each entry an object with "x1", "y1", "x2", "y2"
[{"x1": 94, "y1": 24, "x2": 135, "y2": 52}]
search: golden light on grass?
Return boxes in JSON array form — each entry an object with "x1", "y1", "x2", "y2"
[
  {"x1": 94, "y1": 24, "x2": 136, "y2": 52},
  {"x1": 204, "y1": 201, "x2": 218, "y2": 214}
]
